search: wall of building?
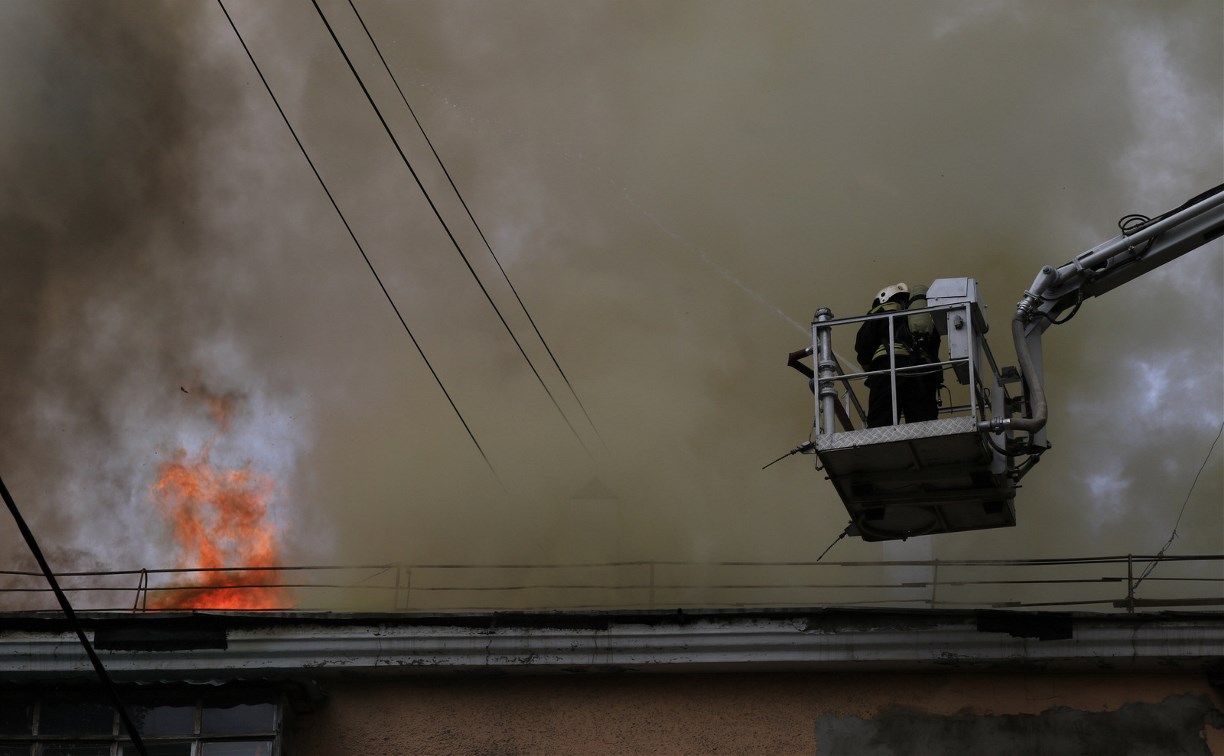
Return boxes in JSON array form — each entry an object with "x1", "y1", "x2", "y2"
[{"x1": 287, "y1": 670, "x2": 1224, "y2": 755}]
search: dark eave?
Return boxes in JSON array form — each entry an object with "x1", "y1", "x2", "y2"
[{"x1": 0, "y1": 607, "x2": 1221, "y2": 681}]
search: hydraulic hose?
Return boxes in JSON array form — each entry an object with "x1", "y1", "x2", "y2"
[{"x1": 1008, "y1": 315, "x2": 1047, "y2": 433}]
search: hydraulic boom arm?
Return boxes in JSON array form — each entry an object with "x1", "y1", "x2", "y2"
[{"x1": 1001, "y1": 184, "x2": 1224, "y2": 438}]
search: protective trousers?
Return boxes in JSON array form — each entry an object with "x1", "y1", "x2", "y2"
[{"x1": 865, "y1": 355, "x2": 939, "y2": 428}]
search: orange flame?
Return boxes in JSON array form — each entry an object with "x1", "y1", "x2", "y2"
[{"x1": 150, "y1": 445, "x2": 288, "y2": 610}]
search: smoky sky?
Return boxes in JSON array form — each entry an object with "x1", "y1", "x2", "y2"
[{"x1": 1, "y1": 0, "x2": 1220, "y2": 610}]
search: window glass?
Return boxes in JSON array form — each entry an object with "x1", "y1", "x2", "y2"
[
  {"x1": 0, "y1": 701, "x2": 31, "y2": 735},
  {"x1": 39, "y1": 701, "x2": 114, "y2": 736},
  {"x1": 201, "y1": 702, "x2": 275, "y2": 734},
  {"x1": 0, "y1": 691, "x2": 279, "y2": 756},
  {"x1": 200, "y1": 742, "x2": 274, "y2": 756},
  {"x1": 121, "y1": 742, "x2": 193, "y2": 756},
  {"x1": 40, "y1": 744, "x2": 111, "y2": 756},
  {"x1": 130, "y1": 704, "x2": 195, "y2": 736}
]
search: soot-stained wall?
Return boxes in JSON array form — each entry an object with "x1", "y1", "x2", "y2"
[
  {"x1": 286, "y1": 671, "x2": 1224, "y2": 755},
  {"x1": 816, "y1": 694, "x2": 1224, "y2": 756}
]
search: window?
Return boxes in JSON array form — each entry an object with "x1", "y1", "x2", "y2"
[{"x1": 0, "y1": 688, "x2": 281, "y2": 756}]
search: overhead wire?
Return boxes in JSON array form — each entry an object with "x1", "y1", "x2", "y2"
[
  {"x1": 1105, "y1": 192, "x2": 1224, "y2": 591},
  {"x1": 215, "y1": 0, "x2": 500, "y2": 480},
  {"x1": 345, "y1": 0, "x2": 606, "y2": 451},
  {"x1": 0, "y1": 473, "x2": 149, "y2": 756},
  {"x1": 1132, "y1": 420, "x2": 1224, "y2": 592},
  {"x1": 12, "y1": 555, "x2": 1222, "y2": 613},
  {"x1": 309, "y1": 0, "x2": 597, "y2": 460}
]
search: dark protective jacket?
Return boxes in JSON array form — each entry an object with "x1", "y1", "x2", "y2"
[
  {"x1": 855, "y1": 299, "x2": 910, "y2": 370},
  {"x1": 855, "y1": 291, "x2": 943, "y2": 427},
  {"x1": 854, "y1": 294, "x2": 941, "y2": 372}
]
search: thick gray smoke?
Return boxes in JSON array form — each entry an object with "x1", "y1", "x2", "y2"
[
  {"x1": 1, "y1": 3, "x2": 235, "y2": 566},
  {"x1": 1, "y1": 1, "x2": 1219, "y2": 611},
  {"x1": 0, "y1": 2, "x2": 317, "y2": 594}
]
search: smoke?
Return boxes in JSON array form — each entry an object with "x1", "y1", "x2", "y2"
[
  {"x1": 0, "y1": 1, "x2": 315, "y2": 594},
  {"x1": 0, "y1": 0, "x2": 1219, "y2": 611}
]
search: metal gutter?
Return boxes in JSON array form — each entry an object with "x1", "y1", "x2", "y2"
[{"x1": 0, "y1": 609, "x2": 1220, "y2": 681}]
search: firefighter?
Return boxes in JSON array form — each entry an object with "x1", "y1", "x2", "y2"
[{"x1": 855, "y1": 282, "x2": 941, "y2": 427}]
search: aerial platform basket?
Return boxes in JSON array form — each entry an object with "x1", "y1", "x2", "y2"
[
  {"x1": 785, "y1": 188, "x2": 1224, "y2": 542},
  {"x1": 795, "y1": 278, "x2": 1035, "y2": 542},
  {"x1": 814, "y1": 417, "x2": 1016, "y2": 541}
]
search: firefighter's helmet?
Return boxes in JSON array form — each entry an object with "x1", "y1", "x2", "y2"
[{"x1": 873, "y1": 282, "x2": 909, "y2": 308}]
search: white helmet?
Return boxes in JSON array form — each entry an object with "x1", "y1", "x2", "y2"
[{"x1": 873, "y1": 282, "x2": 909, "y2": 307}]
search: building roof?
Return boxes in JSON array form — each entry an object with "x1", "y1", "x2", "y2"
[{"x1": 1, "y1": 607, "x2": 1222, "y2": 682}]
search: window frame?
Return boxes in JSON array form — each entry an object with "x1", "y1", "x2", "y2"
[{"x1": 0, "y1": 686, "x2": 285, "y2": 756}]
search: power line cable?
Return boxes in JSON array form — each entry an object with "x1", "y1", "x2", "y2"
[
  {"x1": 1133, "y1": 420, "x2": 1223, "y2": 592},
  {"x1": 345, "y1": 0, "x2": 605, "y2": 450},
  {"x1": 0, "y1": 473, "x2": 149, "y2": 756},
  {"x1": 309, "y1": 0, "x2": 595, "y2": 459},
  {"x1": 216, "y1": 0, "x2": 499, "y2": 480}
]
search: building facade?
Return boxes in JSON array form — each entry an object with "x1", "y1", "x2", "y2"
[{"x1": 1, "y1": 608, "x2": 1222, "y2": 754}]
